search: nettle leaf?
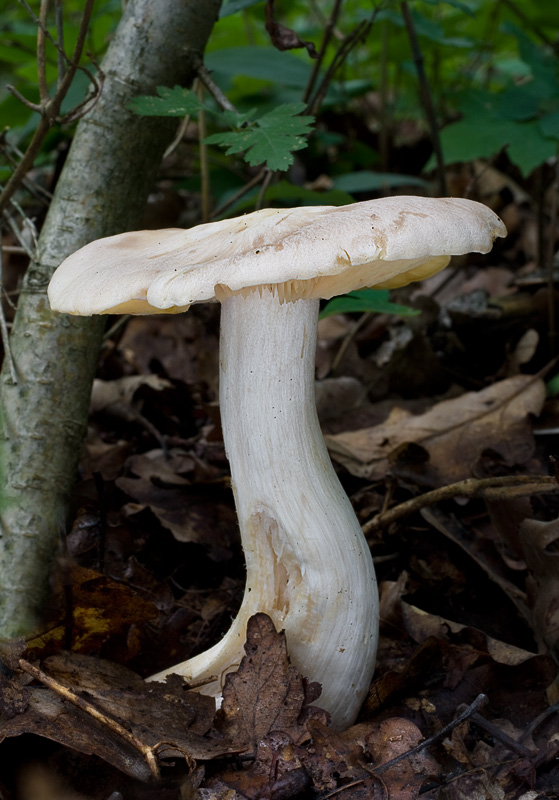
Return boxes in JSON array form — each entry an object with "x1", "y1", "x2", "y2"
[
  {"x1": 205, "y1": 103, "x2": 314, "y2": 171},
  {"x1": 319, "y1": 289, "x2": 420, "y2": 320},
  {"x1": 128, "y1": 85, "x2": 206, "y2": 117}
]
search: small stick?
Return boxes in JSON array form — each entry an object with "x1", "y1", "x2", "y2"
[
  {"x1": 400, "y1": 1, "x2": 447, "y2": 196},
  {"x1": 255, "y1": 169, "x2": 273, "y2": 210},
  {"x1": 193, "y1": 56, "x2": 237, "y2": 114},
  {"x1": 197, "y1": 80, "x2": 211, "y2": 223},
  {"x1": 211, "y1": 168, "x2": 268, "y2": 219},
  {"x1": 373, "y1": 694, "x2": 488, "y2": 775},
  {"x1": 302, "y1": 0, "x2": 344, "y2": 105},
  {"x1": 37, "y1": 0, "x2": 50, "y2": 104},
  {"x1": 363, "y1": 475, "x2": 559, "y2": 534},
  {"x1": 18, "y1": 659, "x2": 161, "y2": 779},
  {"x1": 468, "y1": 712, "x2": 533, "y2": 758}
]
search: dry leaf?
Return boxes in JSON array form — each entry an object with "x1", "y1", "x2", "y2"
[
  {"x1": 0, "y1": 653, "x2": 239, "y2": 782},
  {"x1": 265, "y1": 0, "x2": 318, "y2": 56},
  {"x1": 326, "y1": 375, "x2": 545, "y2": 484},
  {"x1": 90, "y1": 375, "x2": 171, "y2": 418},
  {"x1": 117, "y1": 451, "x2": 236, "y2": 561},
  {"x1": 369, "y1": 717, "x2": 438, "y2": 800},
  {"x1": 218, "y1": 613, "x2": 326, "y2": 749},
  {"x1": 518, "y1": 517, "x2": 559, "y2": 660}
]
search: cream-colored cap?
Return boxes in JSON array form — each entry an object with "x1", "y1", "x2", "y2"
[{"x1": 48, "y1": 196, "x2": 506, "y2": 315}]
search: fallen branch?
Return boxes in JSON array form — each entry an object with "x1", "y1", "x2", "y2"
[{"x1": 363, "y1": 474, "x2": 559, "y2": 534}]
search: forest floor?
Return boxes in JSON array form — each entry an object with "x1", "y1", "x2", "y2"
[{"x1": 1, "y1": 160, "x2": 559, "y2": 800}]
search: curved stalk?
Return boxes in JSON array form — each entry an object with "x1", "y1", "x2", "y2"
[{"x1": 152, "y1": 288, "x2": 378, "y2": 730}]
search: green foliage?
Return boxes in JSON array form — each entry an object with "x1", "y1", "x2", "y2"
[
  {"x1": 319, "y1": 290, "x2": 420, "y2": 320},
  {"x1": 546, "y1": 373, "x2": 559, "y2": 398},
  {"x1": 128, "y1": 86, "x2": 205, "y2": 117},
  {"x1": 219, "y1": 0, "x2": 265, "y2": 18},
  {"x1": 205, "y1": 103, "x2": 314, "y2": 171},
  {"x1": 130, "y1": 85, "x2": 315, "y2": 172},
  {"x1": 332, "y1": 172, "x2": 429, "y2": 193},
  {"x1": 0, "y1": 0, "x2": 120, "y2": 151},
  {"x1": 431, "y1": 23, "x2": 559, "y2": 176},
  {"x1": 206, "y1": 46, "x2": 313, "y2": 89},
  {"x1": 4, "y1": 0, "x2": 559, "y2": 228}
]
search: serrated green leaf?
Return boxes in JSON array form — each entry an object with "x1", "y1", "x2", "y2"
[
  {"x1": 319, "y1": 290, "x2": 420, "y2": 320},
  {"x1": 205, "y1": 103, "x2": 314, "y2": 171},
  {"x1": 222, "y1": 108, "x2": 257, "y2": 127},
  {"x1": 128, "y1": 85, "x2": 206, "y2": 117}
]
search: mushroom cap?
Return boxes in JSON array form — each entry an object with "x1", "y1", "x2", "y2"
[{"x1": 48, "y1": 196, "x2": 506, "y2": 315}]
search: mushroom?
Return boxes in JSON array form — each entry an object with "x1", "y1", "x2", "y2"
[{"x1": 48, "y1": 196, "x2": 506, "y2": 729}]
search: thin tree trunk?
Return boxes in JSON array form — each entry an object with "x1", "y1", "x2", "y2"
[{"x1": 0, "y1": 0, "x2": 222, "y2": 637}]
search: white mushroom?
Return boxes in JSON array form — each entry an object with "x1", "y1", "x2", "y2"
[{"x1": 48, "y1": 197, "x2": 506, "y2": 729}]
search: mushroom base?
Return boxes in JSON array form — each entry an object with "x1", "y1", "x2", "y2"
[{"x1": 150, "y1": 288, "x2": 379, "y2": 730}]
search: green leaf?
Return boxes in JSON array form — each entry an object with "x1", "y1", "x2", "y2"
[
  {"x1": 420, "y1": 0, "x2": 475, "y2": 12},
  {"x1": 205, "y1": 103, "x2": 314, "y2": 171},
  {"x1": 319, "y1": 290, "x2": 420, "y2": 320},
  {"x1": 222, "y1": 108, "x2": 257, "y2": 127},
  {"x1": 332, "y1": 171, "x2": 428, "y2": 193},
  {"x1": 219, "y1": 0, "x2": 264, "y2": 17},
  {"x1": 540, "y1": 110, "x2": 559, "y2": 139},
  {"x1": 546, "y1": 373, "x2": 559, "y2": 397},
  {"x1": 261, "y1": 180, "x2": 353, "y2": 207},
  {"x1": 437, "y1": 116, "x2": 556, "y2": 176},
  {"x1": 206, "y1": 46, "x2": 313, "y2": 88},
  {"x1": 503, "y1": 22, "x2": 559, "y2": 102},
  {"x1": 128, "y1": 85, "x2": 205, "y2": 117}
]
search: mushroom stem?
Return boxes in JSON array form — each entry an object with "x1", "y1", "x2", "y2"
[{"x1": 152, "y1": 287, "x2": 378, "y2": 730}]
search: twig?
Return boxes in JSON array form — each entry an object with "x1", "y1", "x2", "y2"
[
  {"x1": 501, "y1": 0, "x2": 557, "y2": 52},
  {"x1": 18, "y1": 658, "x2": 161, "y2": 780},
  {"x1": 37, "y1": 0, "x2": 50, "y2": 104},
  {"x1": 211, "y1": 168, "x2": 268, "y2": 219},
  {"x1": 194, "y1": 56, "x2": 237, "y2": 114},
  {"x1": 3, "y1": 205, "x2": 37, "y2": 259},
  {"x1": 303, "y1": 0, "x2": 345, "y2": 105},
  {"x1": 330, "y1": 311, "x2": 371, "y2": 374},
  {"x1": 0, "y1": 0, "x2": 97, "y2": 216},
  {"x1": 55, "y1": 0, "x2": 65, "y2": 85},
  {"x1": 0, "y1": 242, "x2": 17, "y2": 384},
  {"x1": 468, "y1": 712, "x2": 533, "y2": 758},
  {"x1": 378, "y1": 19, "x2": 391, "y2": 172},
  {"x1": 163, "y1": 115, "x2": 191, "y2": 159},
  {"x1": 373, "y1": 694, "x2": 488, "y2": 775},
  {"x1": 197, "y1": 81, "x2": 211, "y2": 222},
  {"x1": 307, "y1": 0, "x2": 344, "y2": 40},
  {"x1": 255, "y1": 168, "x2": 274, "y2": 210},
  {"x1": 363, "y1": 475, "x2": 559, "y2": 534},
  {"x1": 306, "y1": 18, "x2": 373, "y2": 115},
  {"x1": 0, "y1": 140, "x2": 53, "y2": 203},
  {"x1": 400, "y1": 2, "x2": 447, "y2": 195}
]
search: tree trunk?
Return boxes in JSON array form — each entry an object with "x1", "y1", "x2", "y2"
[{"x1": 0, "y1": 0, "x2": 222, "y2": 637}]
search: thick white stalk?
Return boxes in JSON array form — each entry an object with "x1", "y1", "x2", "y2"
[{"x1": 153, "y1": 288, "x2": 378, "y2": 729}]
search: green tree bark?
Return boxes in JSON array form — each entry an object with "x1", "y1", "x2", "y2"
[{"x1": 0, "y1": 0, "x2": 222, "y2": 637}]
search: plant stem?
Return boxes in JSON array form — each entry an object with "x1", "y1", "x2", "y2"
[{"x1": 400, "y1": 1, "x2": 447, "y2": 195}]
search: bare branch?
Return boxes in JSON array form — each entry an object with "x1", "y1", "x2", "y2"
[
  {"x1": 0, "y1": 0, "x2": 97, "y2": 216},
  {"x1": 362, "y1": 475, "x2": 559, "y2": 534},
  {"x1": 37, "y1": 0, "x2": 50, "y2": 104},
  {"x1": 303, "y1": 0, "x2": 344, "y2": 105},
  {"x1": 194, "y1": 55, "x2": 237, "y2": 113},
  {"x1": 400, "y1": 1, "x2": 447, "y2": 195}
]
